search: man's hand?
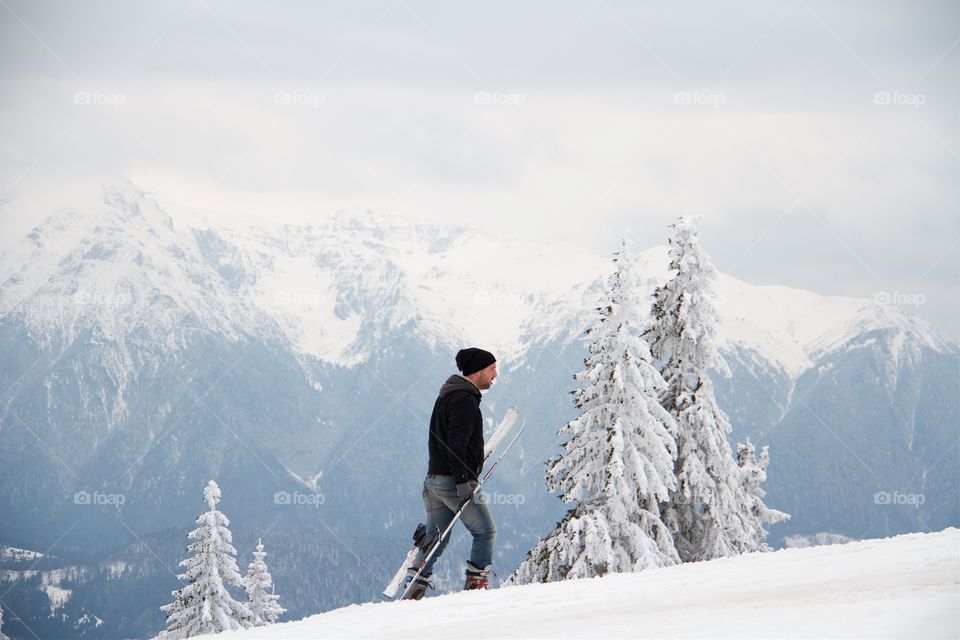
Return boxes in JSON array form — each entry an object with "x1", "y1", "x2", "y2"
[{"x1": 456, "y1": 480, "x2": 479, "y2": 503}]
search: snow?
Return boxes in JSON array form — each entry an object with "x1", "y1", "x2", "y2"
[
  {"x1": 2, "y1": 182, "x2": 952, "y2": 381},
  {"x1": 218, "y1": 528, "x2": 959, "y2": 640},
  {"x1": 0, "y1": 183, "x2": 272, "y2": 353},
  {"x1": 711, "y1": 274, "x2": 870, "y2": 378},
  {"x1": 0, "y1": 570, "x2": 37, "y2": 582},
  {"x1": 103, "y1": 560, "x2": 128, "y2": 578},
  {"x1": 784, "y1": 532, "x2": 856, "y2": 548},
  {"x1": 0, "y1": 545, "x2": 45, "y2": 561},
  {"x1": 234, "y1": 213, "x2": 608, "y2": 364},
  {"x1": 394, "y1": 230, "x2": 608, "y2": 361},
  {"x1": 41, "y1": 582, "x2": 72, "y2": 616},
  {"x1": 0, "y1": 565, "x2": 86, "y2": 613},
  {"x1": 248, "y1": 252, "x2": 363, "y2": 364},
  {"x1": 808, "y1": 302, "x2": 945, "y2": 359},
  {"x1": 283, "y1": 466, "x2": 322, "y2": 493},
  {"x1": 235, "y1": 215, "x2": 922, "y2": 376},
  {"x1": 73, "y1": 613, "x2": 104, "y2": 629}
]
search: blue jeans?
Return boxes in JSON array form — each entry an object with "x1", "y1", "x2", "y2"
[{"x1": 415, "y1": 474, "x2": 497, "y2": 576}]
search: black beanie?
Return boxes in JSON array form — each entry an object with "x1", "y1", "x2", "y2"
[{"x1": 456, "y1": 347, "x2": 496, "y2": 376}]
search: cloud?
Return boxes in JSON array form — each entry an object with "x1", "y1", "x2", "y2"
[{"x1": 1, "y1": 0, "x2": 957, "y2": 338}]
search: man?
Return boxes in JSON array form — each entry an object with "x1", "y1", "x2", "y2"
[{"x1": 403, "y1": 347, "x2": 499, "y2": 600}]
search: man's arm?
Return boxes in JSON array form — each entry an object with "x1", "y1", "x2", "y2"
[{"x1": 445, "y1": 393, "x2": 478, "y2": 484}]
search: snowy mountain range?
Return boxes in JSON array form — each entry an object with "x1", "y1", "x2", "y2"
[{"x1": 0, "y1": 181, "x2": 956, "y2": 639}]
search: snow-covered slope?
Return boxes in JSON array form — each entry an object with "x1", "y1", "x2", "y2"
[{"x1": 220, "y1": 528, "x2": 959, "y2": 640}]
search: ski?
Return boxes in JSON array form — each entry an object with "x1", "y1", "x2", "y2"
[
  {"x1": 397, "y1": 417, "x2": 526, "y2": 600},
  {"x1": 382, "y1": 524, "x2": 434, "y2": 598},
  {"x1": 484, "y1": 405, "x2": 519, "y2": 457},
  {"x1": 382, "y1": 406, "x2": 520, "y2": 598}
]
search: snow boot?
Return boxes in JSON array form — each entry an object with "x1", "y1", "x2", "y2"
[
  {"x1": 401, "y1": 567, "x2": 431, "y2": 600},
  {"x1": 463, "y1": 561, "x2": 492, "y2": 590}
]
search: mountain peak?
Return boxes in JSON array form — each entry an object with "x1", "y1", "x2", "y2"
[{"x1": 2, "y1": 185, "x2": 954, "y2": 376}]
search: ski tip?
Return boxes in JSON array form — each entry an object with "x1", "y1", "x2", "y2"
[{"x1": 513, "y1": 417, "x2": 527, "y2": 435}]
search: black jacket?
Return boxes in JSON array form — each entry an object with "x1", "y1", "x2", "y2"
[{"x1": 427, "y1": 375, "x2": 484, "y2": 484}]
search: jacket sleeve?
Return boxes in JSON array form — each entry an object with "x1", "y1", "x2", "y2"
[{"x1": 445, "y1": 393, "x2": 479, "y2": 484}]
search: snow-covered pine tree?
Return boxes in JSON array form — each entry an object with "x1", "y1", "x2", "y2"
[
  {"x1": 646, "y1": 215, "x2": 738, "y2": 560},
  {"x1": 737, "y1": 439, "x2": 790, "y2": 550},
  {"x1": 244, "y1": 538, "x2": 285, "y2": 626},
  {"x1": 158, "y1": 480, "x2": 253, "y2": 639},
  {"x1": 647, "y1": 215, "x2": 785, "y2": 560},
  {"x1": 509, "y1": 240, "x2": 680, "y2": 584}
]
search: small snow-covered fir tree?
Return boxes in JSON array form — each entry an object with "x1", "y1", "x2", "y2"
[
  {"x1": 737, "y1": 439, "x2": 790, "y2": 550},
  {"x1": 158, "y1": 480, "x2": 253, "y2": 639},
  {"x1": 647, "y1": 215, "x2": 786, "y2": 560},
  {"x1": 509, "y1": 241, "x2": 680, "y2": 584},
  {"x1": 244, "y1": 538, "x2": 285, "y2": 626}
]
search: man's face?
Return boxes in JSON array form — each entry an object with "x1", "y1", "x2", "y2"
[{"x1": 474, "y1": 362, "x2": 498, "y2": 390}]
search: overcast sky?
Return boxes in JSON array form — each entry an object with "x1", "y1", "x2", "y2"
[{"x1": 1, "y1": 0, "x2": 958, "y2": 339}]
